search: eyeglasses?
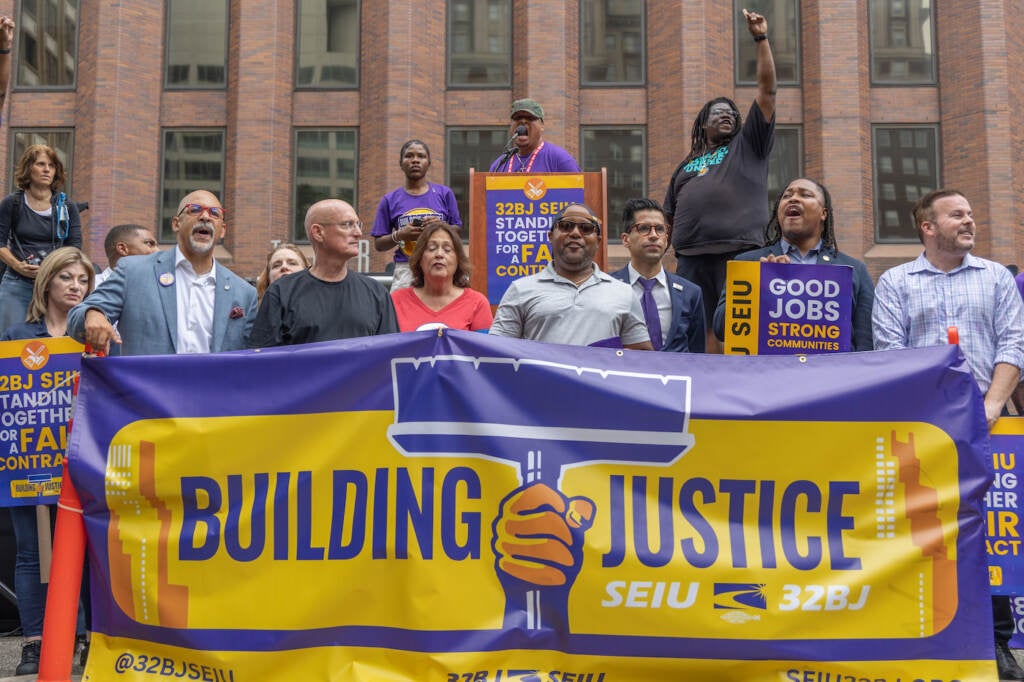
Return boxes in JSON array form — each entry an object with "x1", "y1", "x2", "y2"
[
  {"x1": 177, "y1": 203, "x2": 226, "y2": 220},
  {"x1": 553, "y1": 219, "x2": 600, "y2": 236},
  {"x1": 628, "y1": 223, "x2": 668, "y2": 236},
  {"x1": 324, "y1": 220, "x2": 363, "y2": 232}
]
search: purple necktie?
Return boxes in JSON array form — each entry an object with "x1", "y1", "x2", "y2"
[{"x1": 639, "y1": 277, "x2": 663, "y2": 350}]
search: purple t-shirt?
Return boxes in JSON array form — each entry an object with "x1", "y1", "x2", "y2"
[
  {"x1": 1015, "y1": 271, "x2": 1024, "y2": 300},
  {"x1": 371, "y1": 183, "x2": 462, "y2": 263},
  {"x1": 488, "y1": 141, "x2": 581, "y2": 173}
]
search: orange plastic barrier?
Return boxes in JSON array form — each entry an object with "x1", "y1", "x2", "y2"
[{"x1": 37, "y1": 366, "x2": 90, "y2": 682}]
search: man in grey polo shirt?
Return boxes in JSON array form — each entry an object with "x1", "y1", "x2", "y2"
[{"x1": 490, "y1": 203, "x2": 652, "y2": 349}]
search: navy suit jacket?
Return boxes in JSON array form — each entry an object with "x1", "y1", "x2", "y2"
[
  {"x1": 711, "y1": 244, "x2": 876, "y2": 351},
  {"x1": 67, "y1": 249, "x2": 257, "y2": 355},
  {"x1": 611, "y1": 266, "x2": 706, "y2": 353}
]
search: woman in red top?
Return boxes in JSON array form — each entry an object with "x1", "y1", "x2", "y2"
[{"x1": 391, "y1": 222, "x2": 491, "y2": 332}]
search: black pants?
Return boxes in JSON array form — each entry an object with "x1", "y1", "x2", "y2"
[{"x1": 995, "y1": 595, "x2": 1014, "y2": 644}]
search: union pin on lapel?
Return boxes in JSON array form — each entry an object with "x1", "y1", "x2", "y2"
[{"x1": 159, "y1": 272, "x2": 174, "y2": 287}]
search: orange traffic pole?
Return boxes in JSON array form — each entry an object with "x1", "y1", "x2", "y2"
[
  {"x1": 37, "y1": 355, "x2": 94, "y2": 682},
  {"x1": 36, "y1": 458, "x2": 84, "y2": 682}
]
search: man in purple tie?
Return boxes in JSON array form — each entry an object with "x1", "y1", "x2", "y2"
[{"x1": 611, "y1": 198, "x2": 705, "y2": 352}]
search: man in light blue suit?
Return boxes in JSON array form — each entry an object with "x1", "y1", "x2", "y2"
[
  {"x1": 611, "y1": 198, "x2": 705, "y2": 353},
  {"x1": 67, "y1": 189, "x2": 256, "y2": 355}
]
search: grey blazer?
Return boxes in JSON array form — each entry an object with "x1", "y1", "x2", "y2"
[{"x1": 67, "y1": 249, "x2": 257, "y2": 355}]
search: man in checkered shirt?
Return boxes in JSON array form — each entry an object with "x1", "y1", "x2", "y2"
[{"x1": 872, "y1": 187, "x2": 1024, "y2": 681}]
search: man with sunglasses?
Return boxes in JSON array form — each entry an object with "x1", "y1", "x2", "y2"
[
  {"x1": 611, "y1": 198, "x2": 705, "y2": 352},
  {"x1": 490, "y1": 203, "x2": 651, "y2": 349},
  {"x1": 68, "y1": 190, "x2": 257, "y2": 355}
]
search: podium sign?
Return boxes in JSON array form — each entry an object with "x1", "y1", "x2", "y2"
[
  {"x1": 483, "y1": 174, "x2": 583, "y2": 304},
  {"x1": 469, "y1": 170, "x2": 608, "y2": 305}
]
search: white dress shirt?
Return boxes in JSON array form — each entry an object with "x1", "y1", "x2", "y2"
[
  {"x1": 94, "y1": 267, "x2": 113, "y2": 287},
  {"x1": 626, "y1": 263, "x2": 671, "y2": 348},
  {"x1": 174, "y1": 247, "x2": 217, "y2": 354}
]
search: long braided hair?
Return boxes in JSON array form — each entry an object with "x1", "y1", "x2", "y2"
[
  {"x1": 683, "y1": 97, "x2": 742, "y2": 164},
  {"x1": 764, "y1": 178, "x2": 838, "y2": 252}
]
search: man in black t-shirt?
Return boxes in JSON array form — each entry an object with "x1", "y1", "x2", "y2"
[
  {"x1": 664, "y1": 8, "x2": 776, "y2": 352},
  {"x1": 248, "y1": 199, "x2": 397, "y2": 347}
]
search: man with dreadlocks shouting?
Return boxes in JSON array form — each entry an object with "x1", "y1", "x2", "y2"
[
  {"x1": 664, "y1": 7, "x2": 776, "y2": 352},
  {"x1": 711, "y1": 178, "x2": 875, "y2": 351}
]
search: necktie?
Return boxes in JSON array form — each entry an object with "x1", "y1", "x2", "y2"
[{"x1": 639, "y1": 277, "x2": 663, "y2": 351}]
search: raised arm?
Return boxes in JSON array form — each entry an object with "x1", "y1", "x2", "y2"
[
  {"x1": 743, "y1": 8, "x2": 776, "y2": 122},
  {"x1": 0, "y1": 16, "x2": 13, "y2": 115}
]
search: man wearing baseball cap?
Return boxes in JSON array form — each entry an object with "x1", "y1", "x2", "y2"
[{"x1": 489, "y1": 98, "x2": 581, "y2": 173}]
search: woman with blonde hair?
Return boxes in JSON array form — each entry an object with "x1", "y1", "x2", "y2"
[
  {"x1": 255, "y1": 243, "x2": 310, "y2": 302},
  {"x1": 1, "y1": 246, "x2": 93, "y2": 675}
]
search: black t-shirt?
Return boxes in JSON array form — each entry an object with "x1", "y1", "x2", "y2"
[
  {"x1": 0, "y1": 192, "x2": 83, "y2": 275},
  {"x1": 664, "y1": 101, "x2": 774, "y2": 256},
  {"x1": 247, "y1": 269, "x2": 398, "y2": 348}
]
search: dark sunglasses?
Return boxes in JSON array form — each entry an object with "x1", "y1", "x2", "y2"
[{"x1": 553, "y1": 219, "x2": 600, "y2": 236}]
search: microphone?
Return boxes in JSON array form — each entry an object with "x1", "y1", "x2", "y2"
[
  {"x1": 505, "y1": 125, "x2": 528, "y2": 151},
  {"x1": 497, "y1": 125, "x2": 528, "y2": 169}
]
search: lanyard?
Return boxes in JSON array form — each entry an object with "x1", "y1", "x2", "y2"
[
  {"x1": 55, "y1": 192, "x2": 69, "y2": 240},
  {"x1": 506, "y1": 141, "x2": 545, "y2": 173}
]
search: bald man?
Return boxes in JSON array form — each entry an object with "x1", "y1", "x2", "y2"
[
  {"x1": 248, "y1": 199, "x2": 397, "y2": 347},
  {"x1": 68, "y1": 189, "x2": 256, "y2": 355}
]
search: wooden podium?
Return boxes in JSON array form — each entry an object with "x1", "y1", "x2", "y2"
[{"x1": 467, "y1": 169, "x2": 608, "y2": 306}]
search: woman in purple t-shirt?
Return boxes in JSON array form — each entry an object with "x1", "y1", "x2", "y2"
[{"x1": 371, "y1": 139, "x2": 462, "y2": 292}]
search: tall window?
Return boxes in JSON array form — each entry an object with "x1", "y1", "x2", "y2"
[
  {"x1": 296, "y1": 0, "x2": 360, "y2": 88},
  {"x1": 580, "y1": 127, "x2": 645, "y2": 239},
  {"x1": 869, "y1": 0, "x2": 935, "y2": 84},
  {"x1": 165, "y1": 0, "x2": 228, "y2": 88},
  {"x1": 735, "y1": 0, "x2": 799, "y2": 84},
  {"x1": 159, "y1": 130, "x2": 226, "y2": 242},
  {"x1": 766, "y1": 126, "x2": 803, "y2": 204},
  {"x1": 293, "y1": 129, "x2": 358, "y2": 241},
  {"x1": 16, "y1": 0, "x2": 78, "y2": 87},
  {"x1": 448, "y1": 0, "x2": 511, "y2": 87},
  {"x1": 873, "y1": 126, "x2": 939, "y2": 241},
  {"x1": 9, "y1": 130, "x2": 74, "y2": 195},
  {"x1": 581, "y1": 0, "x2": 644, "y2": 85},
  {"x1": 446, "y1": 128, "x2": 507, "y2": 232}
]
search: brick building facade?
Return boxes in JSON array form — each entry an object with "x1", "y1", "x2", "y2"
[{"x1": 1, "y1": 0, "x2": 1022, "y2": 282}]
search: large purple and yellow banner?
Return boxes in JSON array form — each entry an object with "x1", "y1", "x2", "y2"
[
  {"x1": 0, "y1": 336, "x2": 82, "y2": 507},
  {"x1": 485, "y1": 174, "x2": 584, "y2": 304},
  {"x1": 68, "y1": 332, "x2": 995, "y2": 680},
  {"x1": 723, "y1": 260, "x2": 853, "y2": 355}
]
